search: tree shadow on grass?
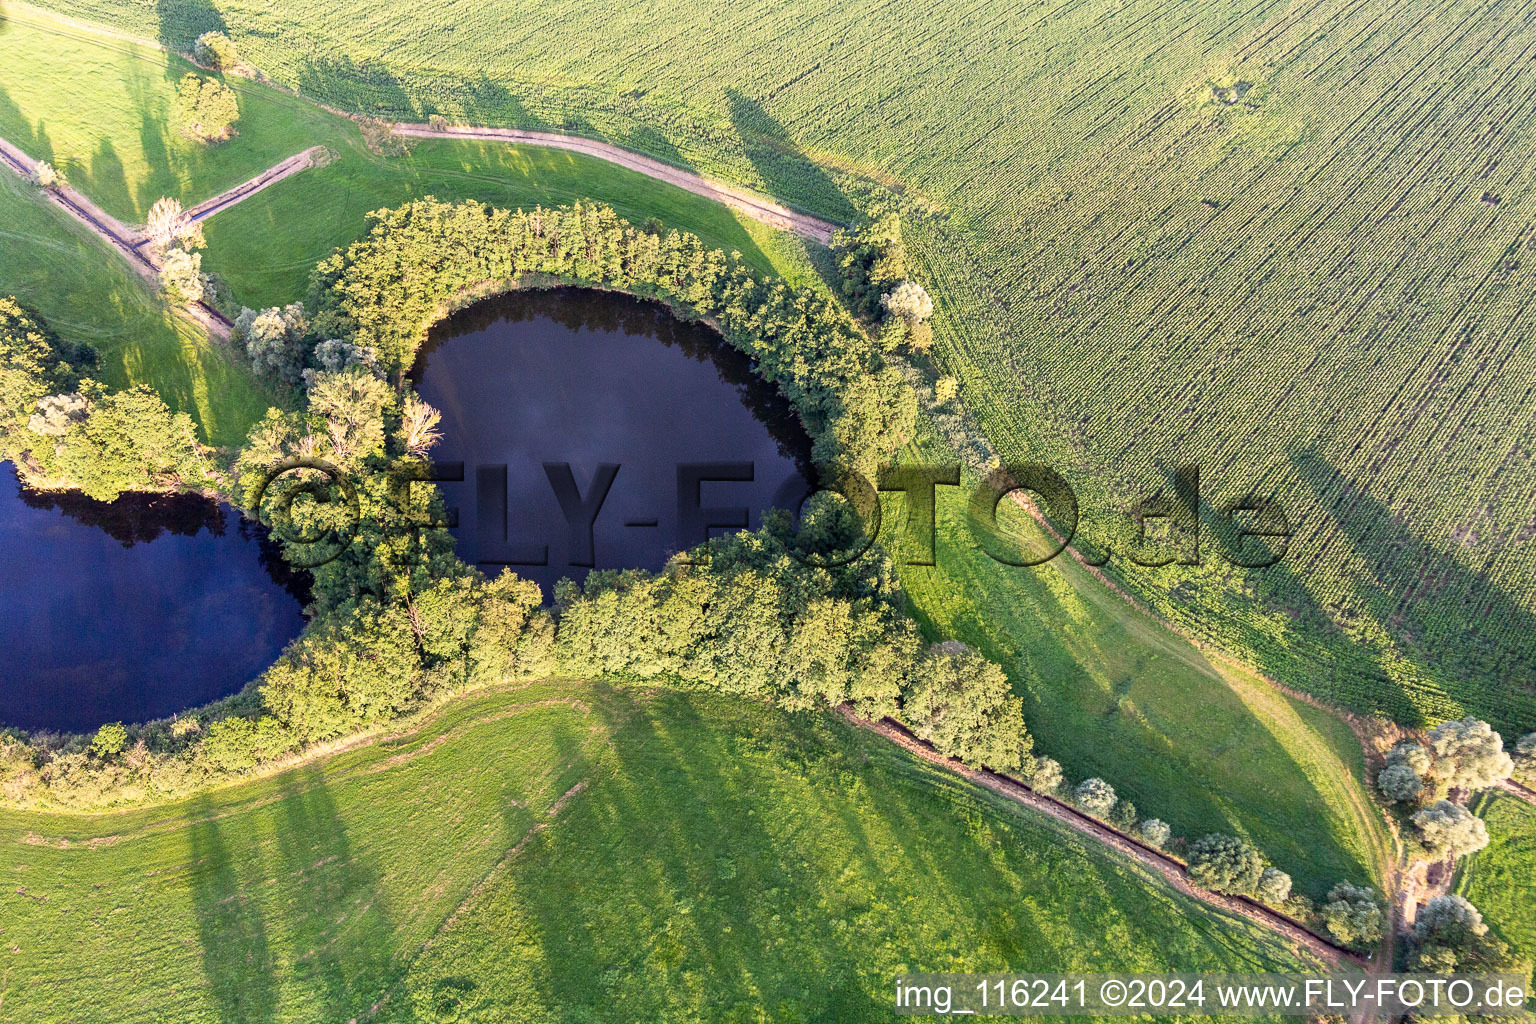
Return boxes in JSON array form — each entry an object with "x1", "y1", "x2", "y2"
[
  {"x1": 271, "y1": 766, "x2": 417, "y2": 1022},
  {"x1": 155, "y1": 0, "x2": 226, "y2": 53},
  {"x1": 187, "y1": 795, "x2": 279, "y2": 1023},
  {"x1": 725, "y1": 88, "x2": 856, "y2": 224}
]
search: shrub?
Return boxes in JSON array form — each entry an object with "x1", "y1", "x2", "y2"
[
  {"x1": 428, "y1": 113, "x2": 450, "y2": 131},
  {"x1": 90, "y1": 723, "x2": 128, "y2": 759},
  {"x1": 1388, "y1": 741, "x2": 1432, "y2": 775},
  {"x1": 1426, "y1": 717, "x2": 1513, "y2": 795},
  {"x1": 934, "y1": 375, "x2": 958, "y2": 404},
  {"x1": 1410, "y1": 800, "x2": 1490, "y2": 860},
  {"x1": 29, "y1": 161, "x2": 60, "y2": 188},
  {"x1": 1073, "y1": 777, "x2": 1117, "y2": 818},
  {"x1": 1256, "y1": 867, "x2": 1292, "y2": 905},
  {"x1": 1137, "y1": 818, "x2": 1172, "y2": 848},
  {"x1": 28, "y1": 392, "x2": 88, "y2": 436},
  {"x1": 1028, "y1": 756, "x2": 1062, "y2": 793},
  {"x1": 1110, "y1": 799, "x2": 1138, "y2": 831},
  {"x1": 193, "y1": 31, "x2": 237, "y2": 69},
  {"x1": 174, "y1": 74, "x2": 240, "y2": 143},
  {"x1": 1187, "y1": 833, "x2": 1264, "y2": 895},
  {"x1": 1377, "y1": 761, "x2": 1423, "y2": 803},
  {"x1": 1321, "y1": 883, "x2": 1383, "y2": 950}
]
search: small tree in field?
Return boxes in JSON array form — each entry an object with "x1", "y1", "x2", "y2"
[
  {"x1": 1408, "y1": 895, "x2": 1517, "y2": 973},
  {"x1": 1425, "y1": 717, "x2": 1513, "y2": 796},
  {"x1": 1513, "y1": 732, "x2": 1536, "y2": 784},
  {"x1": 145, "y1": 197, "x2": 203, "y2": 253},
  {"x1": 194, "y1": 31, "x2": 238, "y2": 70},
  {"x1": 1256, "y1": 867, "x2": 1292, "y2": 905},
  {"x1": 1377, "y1": 761, "x2": 1424, "y2": 803},
  {"x1": 1028, "y1": 756, "x2": 1063, "y2": 794},
  {"x1": 1187, "y1": 833, "x2": 1264, "y2": 895}
]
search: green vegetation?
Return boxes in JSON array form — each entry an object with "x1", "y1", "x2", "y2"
[
  {"x1": 0, "y1": 680, "x2": 1325, "y2": 1021},
  {"x1": 30, "y1": 0, "x2": 1536, "y2": 730},
  {"x1": 894, "y1": 435, "x2": 1391, "y2": 897},
  {"x1": 0, "y1": 172, "x2": 266, "y2": 445},
  {"x1": 1458, "y1": 794, "x2": 1536, "y2": 985},
  {"x1": 173, "y1": 72, "x2": 239, "y2": 144}
]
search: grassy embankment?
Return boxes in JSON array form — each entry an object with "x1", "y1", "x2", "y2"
[{"x1": 0, "y1": 679, "x2": 1327, "y2": 1022}]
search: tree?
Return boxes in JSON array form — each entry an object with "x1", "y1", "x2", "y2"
[
  {"x1": 308, "y1": 366, "x2": 393, "y2": 467},
  {"x1": 1187, "y1": 833, "x2": 1264, "y2": 894},
  {"x1": 237, "y1": 304, "x2": 309, "y2": 386},
  {"x1": 1513, "y1": 732, "x2": 1536, "y2": 785},
  {"x1": 400, "y1": 393, "x2": 443, "y2": 456},
  {"x1": 1377, "y1": 760, "x2": 1424, "y2": 803},
  {"x1": 27, "y1": 392, "x2": 88, "y2": 436},
  {"x1": 1408, "y1": 895, "x2": 1517, "y2": 973},
  {"x1": 159, "y1": 247, "x2": 205, "y2": 304},
  {"x1": 1137, "y1": 818, "x2": 1172, "y2": 848},
  {"x1": 882, "y1": 280, "x2": 934, "y2": 326},
  {"x1": 193, "y1": 31, "x2": 238, "y2": 69},
  {"x1": 934, "y1": 375, "x2": 958, "y2": 404},
  {"x1": 1322, "y1": 883, "x2": 1384, "y2": 950},
  {"x1": 900, "y1": 642, "x2": 1034, "y2": 774},
  {"x1": 145, "y1": 197, "x2": 201, "y2": 252},
  {"x1": 29, "y1": 161, "x2": 60, "y2": 188},
  {"x1": 1074, "y1": 777, "x2": 1117, "y2": 818},
  {"x1": 1411, "y1": 800, "x2": 1489, "y2": 860},
  {"x1": 174, "y1": 74, "x2": 240, "y2": 143},
  {"x1": 90, "y1": 722, "x2": 128, "y2": 759},
  {"x1": 1426, "y1": 717, "x2": 1513, "y2": 796},
  {"x1": 1256, "y1": 867, "x2": 1292, "y2": 905},
  {"x1": 45, "y1": 385, "x2": 205, "y2": 500}
]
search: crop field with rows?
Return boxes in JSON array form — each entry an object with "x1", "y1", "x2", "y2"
[{"x1": 35, "y1": 0, "x2": 1536, "y2": 731}]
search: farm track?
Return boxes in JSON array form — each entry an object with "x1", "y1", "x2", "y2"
[
  {"x1": 391, "y1": 123, "x2": 841, "y2": 244},
  {"x1": 839, "y1": 706, "x2": 1371, "y2": 970}
]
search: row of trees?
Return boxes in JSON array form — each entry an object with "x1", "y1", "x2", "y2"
[{"x1": 310, "y1": 199, "x2": 918, "y2": 474}]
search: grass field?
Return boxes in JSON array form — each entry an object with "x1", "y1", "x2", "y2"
[
  {"x1": 29, "y1": 0, "x2": 1536, "y2": 729},
  {"x1": 890, "y1": 434, "x2": 1392, "y2": 899},
  {"x1": 200, "y1": 137, "x2": 825, "y2": 310},
  {"x1": 0, "y1": 680, "x2": 1324, "y2": 1022},
  {"x1": 0, "y1": 170, "x2": 267, "y2": 446},
  {"x1": 1458, "y1": 793, "x2": 1536, "y2": 988}
]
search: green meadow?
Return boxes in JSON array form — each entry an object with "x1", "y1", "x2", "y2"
[
  {"x1": 1458, "y1": 793, "x2": 1536, "y2": 988},
  {"x1": 0, "y1": 681, "x2": 1323, "y2": 1022}
]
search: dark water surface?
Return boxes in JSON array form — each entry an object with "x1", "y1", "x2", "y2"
[
  {"x1": 0, "y1": 463, "x2": 307, "y2": 732},
  {"x1": 413, "y1": 288, "x2": 813, "y2": 595}
]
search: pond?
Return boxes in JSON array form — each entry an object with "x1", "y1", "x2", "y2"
[
  {"x1": 412, "y1": 288, "x2": 814, "y2": 596},
  {"x1": 0, "y1": 463, "x2": 308, "y2": 733}
]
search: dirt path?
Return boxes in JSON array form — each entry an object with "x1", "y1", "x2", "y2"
[
  {"x1": 1497, "y1": 777, "x2": 1536, "y2": 805},
  {"x1": 393, "y1": 122, "x2": 840, "y2": 244},
  {"x1": 0, "y1": 136, "x2": 336, "y2": 341},
  {"x1": 839, "y1": 707, "x2": 1369, "y2": 970},
  {"x1": 181, "y1": 145, "x2": 330, "y2": 228}
]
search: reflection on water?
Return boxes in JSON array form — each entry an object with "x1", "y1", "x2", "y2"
[
  {"x1": 0, "y1": 463, "x2": 308, "y2": 732},
  {"x1": 413, "y1": 288, "x2": 813, "y2": 596}
]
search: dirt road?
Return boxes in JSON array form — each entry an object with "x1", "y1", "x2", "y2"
[
  {"x1": 839, "y1": 707, "x2": 1370, "y2": 970},
  {"x1": 393, "y1": 122, "x2": 840, "y2": 244}
]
